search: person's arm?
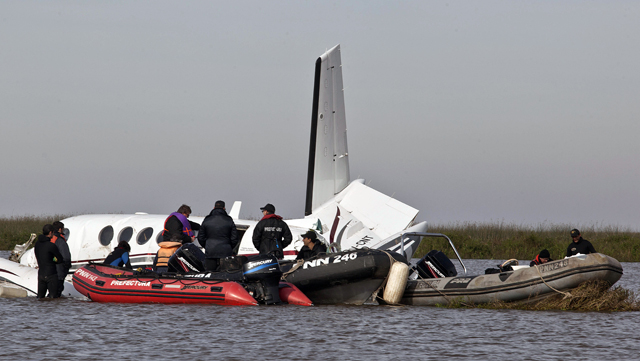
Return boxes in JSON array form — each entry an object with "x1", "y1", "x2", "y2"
[
  {"x1": 197, "y1": 222, "x2": 208, "y2": 248},
  {"x1": 189, "y1": 220, "x2": 200, "y2": 231},
  {"x1": 566, "y1": 245, "x2": 572, "y2": 258},
  {"x1": 252, "y1": 222, "x2": 262, "y2": 251},
  {"x1": 58, "y1": 240, "x2": 72, "y2": 268},
  {"x1": 229, "y1": 221, "x2": 239, "y2": 250},
  {"x1": 282, "y1": 223, "x2": 293, "y2": 249},
  {"x1": 52, "y1": 244, "x2": 64, "y2": 264},
  {"x1": 122, "y1": 252, "x2": 132, "y2": 269}
]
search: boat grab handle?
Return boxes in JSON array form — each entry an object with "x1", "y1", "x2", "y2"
[{"x1": 401, "y1": 232, "x2": 467, "y2": 275}]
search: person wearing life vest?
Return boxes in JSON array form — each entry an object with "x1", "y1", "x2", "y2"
[
  {"x1": 153, "y1": 238, "x2": 182, "y2": 273},
  {"x1": 35, "y1": 224, "x2": 65, "y2": 298},
  {"x1": 252, "y1": 203, "x2": 292, "y2": 259},
  {"x1": 104, "y1": 241, "x2": 133, "y2": 269},
  {"x1": 52, "y1": 221, "x2": 71, "y2": 297},
  {"x1": 162, "y1": 204, "x2": 200, "y2": 244},
  {"x1": 530, "y1": 249, "x2": 552, "y2": 267}
]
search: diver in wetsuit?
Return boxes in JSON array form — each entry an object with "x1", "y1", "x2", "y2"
[
  {"x1": 34, "y1": 224, "x2": 65, "y2": 298},
  {"x1": 104, "y1": 241, "x2": 132, "y2": 269}
]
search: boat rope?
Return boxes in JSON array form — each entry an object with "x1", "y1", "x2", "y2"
[
  {"x1": 281, "y1": 259, "x2": 304, "y2": 280},
  {"x1": 533, "y1": 264, "x2": 572, "y2": 299}
]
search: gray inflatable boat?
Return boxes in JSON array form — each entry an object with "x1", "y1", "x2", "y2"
[{"x1": 398, "y1": 253, "x2": 623, "y2": 306}]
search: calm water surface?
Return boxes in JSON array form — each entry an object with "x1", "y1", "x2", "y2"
[{"x1": 2, "y1": 253, "x2": 639, "y2": 360}]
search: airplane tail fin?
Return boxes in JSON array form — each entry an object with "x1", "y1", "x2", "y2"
[{"x1": 305, "y1": 44, "x2": 349, "y2": 216}]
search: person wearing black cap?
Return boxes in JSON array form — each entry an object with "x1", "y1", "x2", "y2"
[
  {"x1": 252, "y1": 203, "x2": 292, "y2": 259},
  {"x1": 530, "y1": 249, "x2": 552, "y2": 267},
  {"x1": 566, "y1": 229, "x2": 596, "y2": 257},
  {"x1": 296, "y1": 230, "x2": 327, "y2": 260},
  {"x1": 198, "y1": 200, "x2": 238, "y2": 271}
]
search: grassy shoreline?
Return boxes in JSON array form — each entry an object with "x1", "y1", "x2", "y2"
[
  {"x1": 1, "y1": 217, "x2": 639, "y2": 262},
  {"x1": 415, "y1": 221, "x2": 640, "y2": 262}
]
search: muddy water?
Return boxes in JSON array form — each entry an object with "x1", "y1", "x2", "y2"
[{"x1": 2, "y1": 253, "x2": 639, "y2": 360}]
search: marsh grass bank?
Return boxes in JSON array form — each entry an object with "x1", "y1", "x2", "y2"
[
  {"x1": 415, "y1": 222, "x2": 640, "y2": 262},
  {"x1": 442, "y1": 280, "x2": 640, "y2": 312},
  {"x1": 0, "y1": 215, "x2": 70, "y2": 250}
]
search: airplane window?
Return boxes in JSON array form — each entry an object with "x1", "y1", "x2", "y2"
[
  {"x1": 119, "y1": 227, "x2": 133, "y2": 243},
  {"x1": 137, "y1": 227, "x2": 154, "y2": 245},
  {"x1": 156, "y1": 232, "x2": 164, "y2": 244},
  {"x1": 99, "y1": 226, "x2": 114, "y2": 246},
  {"x1": 63, "y1": 228, "x2": 70, "y2": 241}
]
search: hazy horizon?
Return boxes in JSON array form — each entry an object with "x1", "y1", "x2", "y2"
[{"x1": 1, "y1": 2, "x2": 638, "y2": 231}]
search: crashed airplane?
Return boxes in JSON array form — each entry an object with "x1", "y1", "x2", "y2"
[{"x1": 1, "y1": 44, "x2": 428, "y2": 297}]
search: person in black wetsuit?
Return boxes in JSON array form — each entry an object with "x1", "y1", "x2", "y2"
[
  {"x1": 296, "y1": 230, "x2": 327, "y2": 260},
  {"x1": 530, "y1": 249, "x2": 552, "y2": 266},
  {"x1": 34, "y1": 224, "x2": 65, "y2": 298},
  {"x1": 52, "y1": 221, "x2": 71, "y2": 297},
  {"x1": 104, "y1": 241, "x2": 133, "y2": 269},
  {"x1": 198, "y1": 200, "x2": 238, "y2": 272},
  {"x1": 566, "y1": 229, "x2": 596, "y2": 257},
  {"x1": 252, "y1": 203, "x2": 292, "y2": 259}
]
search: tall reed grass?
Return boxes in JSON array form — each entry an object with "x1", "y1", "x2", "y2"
[
  {"x1": 415, "y1": 221, "x2": 640, "y2": 262},
  {"x1": 0, "y1": 215, "x2": 70, "y2": 250}
]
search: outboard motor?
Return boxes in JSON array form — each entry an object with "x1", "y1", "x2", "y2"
[
  {"x1": 168, "y1": 243, "x2": 206, "y2": 273},
  {"x1": 415, "y1": 250, "x2": 457, "y2": 279},
  {"x1": 243, "y1": 254, "x2": 283, "y2": 305}
]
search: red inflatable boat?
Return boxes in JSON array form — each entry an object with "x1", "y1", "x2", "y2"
[{"x1": 72, "y1": 264, "x2": 312, "y2": 306}]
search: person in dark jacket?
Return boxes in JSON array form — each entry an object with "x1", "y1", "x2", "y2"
[
  {"x1": 198, "y1": 200, "x2": 238, "y2": 271},
  {"x1": 530, "y1": 249, "x2": 552, "y2": 266},
  {"x1": 566, "y1": 229, "x2": 596, "y2": 257},
  {"x1": 104, "y1": 241, "x2": 132, "y2": 269},
  {"x1": 252, "y1": 203, "x2": 292, "y2": 259},
  {"x1": 296, "y1": 230, "x2": 327, "y2": 260},
  {"x1": 34, "y1": 224, "x2": 65, "y2": 298},
  {"x1": 52, "y1": 221, "x2": 71, "y2": 297},
  {"x1": 162, "y1": 204, "x2": 200, "y2": 244}
]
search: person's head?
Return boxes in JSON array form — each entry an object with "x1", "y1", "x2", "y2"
[
  {"x1": 301, "y1": 230, "x2": 317, "y2": 247},
  {"x1": 214, "y1": 200, "x2": 225, "y2": 210},
  {"x1": 260, "y1": 203, "x2": 275, "y2": 215},
  {"x1": 116, "y1": 241, "x2": 131, "y2": 252},
  {"x1": 177, "y1": 204, "x2": 192, "y2": 217},
  {"x1": 570, "y1": 229, "x2": 581, "y2": 242},
  {"x1": 42, "y1": 224, "x2": 54, "y2": 236},
  {"x1": 539, "y1": 249, "x2": 550, "y2": 263},
  {"x1": 52, "y1": 221, "x2": 64, "y2": 233}
]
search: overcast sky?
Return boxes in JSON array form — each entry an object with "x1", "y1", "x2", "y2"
[{"x1": 1, "y1": 1, "x2": 638, "y2": 231}]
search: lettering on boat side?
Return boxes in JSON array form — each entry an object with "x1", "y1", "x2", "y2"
[
  {"x1": 181, "y1": 285, "x2": 207, "y2": 290},
  {"x1": 303, "y1": 252, "x2": 358, "y2": 269},
  {"x1": 76, "y1": 269, "x2": 98, "y2": 282},
  {"x1": 412, "y1": 279, "x2": 440, "y2": 289},
  {"x1": 110, "y1": 280, "x2": 151, "y2": 287},
  {"x1": 538, "y1": 259, "x2": 569, "y2": 273},
  {"x1": 444, "y1": 276, "x2": 479, "y2": 289}
]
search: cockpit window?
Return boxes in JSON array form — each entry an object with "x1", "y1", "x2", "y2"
[
  {"x1": 99, "y1": 226, "x2": 114, "y2": 246},
  {"x1": 118, "y1": 227, "x2": 133, "y2": 243},
  {"x1": 137, "y1": 227, "x2": 154, "y2": 245},
  {"x1": 156, "y1": 232, "x2": 164, "y2": 245}
]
